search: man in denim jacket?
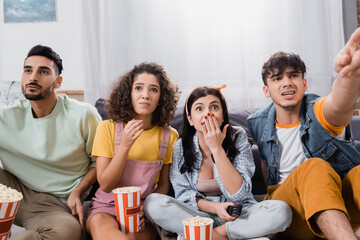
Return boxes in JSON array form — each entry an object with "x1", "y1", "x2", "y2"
[{"x1": 247, "y1": 28, "x2": 360, "y2": 240}]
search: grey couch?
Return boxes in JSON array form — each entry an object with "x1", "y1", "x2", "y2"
[
  {"x1": 94, "y1": 99, "x2": 360, "y2": 196},
  {"x1": 8, "y1": 98, "x2": 360, "y2": 239}
]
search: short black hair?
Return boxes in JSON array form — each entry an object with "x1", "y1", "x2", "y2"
[
  {"x1": 26, "y1": 45, "x2": 63, "y2": 75},
  {"x1": 261, "y1": 51, "x2": 306, "y2": 85}
]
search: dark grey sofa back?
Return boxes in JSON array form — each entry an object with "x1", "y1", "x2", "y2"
[{"x1": 94, "y1": 98, "x2": 360, "y2": 196}]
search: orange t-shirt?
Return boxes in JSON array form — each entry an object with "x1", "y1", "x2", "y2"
[{"x1": 313, "y1": 97, "x2": 346, "y2": 137}]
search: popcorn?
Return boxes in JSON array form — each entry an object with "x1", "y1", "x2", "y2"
[
  {"x1": 0, "y1": 184, "x2": 22, "y2": 240},
  {"x1": 0, "y1": 184, "x2": 23, "y2": 202},
  {"x1": 182, "y1": 216, "x2": 214, "y2": 240},
  {"x1": 113, "y1": 186, "x2": 141, "y2": 233},
  {"x1": 182, "y1": 216, "x2": 213, "y2": 226},
  {"x1": 113, "y1": 186, "x2": 141, "y2": 194}
]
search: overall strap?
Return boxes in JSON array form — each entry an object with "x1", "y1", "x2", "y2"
[
  {"x1": 159, "y1": 125, "x2": 170, "y2": 160},
  {"x1": 114, "y1": 122, "x2": 124, "y2": 152}
]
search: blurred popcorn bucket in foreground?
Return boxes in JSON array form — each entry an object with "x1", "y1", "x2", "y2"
[
  {"x1": 113, "y1": 186, "x2": 141, "y2": 233},
  {"x1": 0, "y1": 184, "x2": 23, "y2": 240},
  {"x1": 182, "y1": 216, "x2": 214, "y2": 240}
]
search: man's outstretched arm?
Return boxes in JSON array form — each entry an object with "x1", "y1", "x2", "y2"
[{"x1": 323, "y1": 27, "x2": 360, "y2": 127}]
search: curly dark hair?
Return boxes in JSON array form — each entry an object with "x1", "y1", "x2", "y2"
[
  {"x1": 105, "y1": 62, "x2": 180, "y2": 126},
  {"x1": 261, "y1": 51, "x2": 306, "y2": 86}
]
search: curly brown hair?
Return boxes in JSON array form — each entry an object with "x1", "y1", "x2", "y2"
[{"x1": 105, "y1": 62, "x2": 180, "y2": 126}]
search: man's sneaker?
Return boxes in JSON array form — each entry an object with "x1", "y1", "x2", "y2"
[{"x1": 177, "y1": 235, "x2": 184, "y2": 240}]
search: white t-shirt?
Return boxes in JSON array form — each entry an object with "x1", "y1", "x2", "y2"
[
  {"x1": 276, "y1": 112, "x2": 346, "y2": 184},
  {"x1": 276, "y1": 120, "x2": 306, "y2": 184}
]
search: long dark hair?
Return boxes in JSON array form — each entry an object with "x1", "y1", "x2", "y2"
[{"x1": 180, "y1": 86, "x2": 239, "y2": 173}]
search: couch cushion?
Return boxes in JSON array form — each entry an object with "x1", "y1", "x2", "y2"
[
  {"x1": 350, "y1": 115, "x2": 360, "y2": 142},
  {"x1": 94, "y1": 98, "x2": 107, "y2": 120}
]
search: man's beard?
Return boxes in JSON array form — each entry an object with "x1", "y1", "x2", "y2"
[{"x1": 22, "y1": 82, "x2": 55, "y2": 101}]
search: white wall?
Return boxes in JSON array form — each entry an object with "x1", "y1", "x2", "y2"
[{"x1": 0, "y1": 0, "x2": 85, "y2": 90}]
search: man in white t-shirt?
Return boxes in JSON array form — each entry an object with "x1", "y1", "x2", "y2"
[
  {"x1": 0, "y1": 45, "x2": 101, "y2": 240},
  {"x1": 248, "y1": 28, "x2": 360, "y2": 239}
]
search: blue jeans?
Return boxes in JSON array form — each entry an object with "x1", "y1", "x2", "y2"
[{"x1": 144, "y1": 193, "x2": 292, "y2": 240}]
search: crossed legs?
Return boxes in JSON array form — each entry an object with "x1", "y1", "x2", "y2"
[{"x1": 144, "y1": 193, "x2": 291, "y2": 239}]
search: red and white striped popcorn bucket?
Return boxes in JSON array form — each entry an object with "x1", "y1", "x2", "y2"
[
  {"x1": 113, "y1": 186, "x2": 141, "y2": 233},
  {"x1": 0, "y1": 198, "x2": 22, "y2": 240},
  {"x1": 182, "y1": 216, "x2": 214, "y2": 240}
]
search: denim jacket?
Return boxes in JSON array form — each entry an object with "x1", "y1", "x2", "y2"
[{"x1": 247, "y1": 93, "x2": 360, "y2": 186}]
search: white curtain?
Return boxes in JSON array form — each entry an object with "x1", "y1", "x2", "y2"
[{"x1": 81, "y1": 0, "x2": 344, "y2": 109}]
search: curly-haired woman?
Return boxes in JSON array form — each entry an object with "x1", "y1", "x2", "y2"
[{"x1": 86, "y1": 62, "x2": 180, "y2": 240}]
